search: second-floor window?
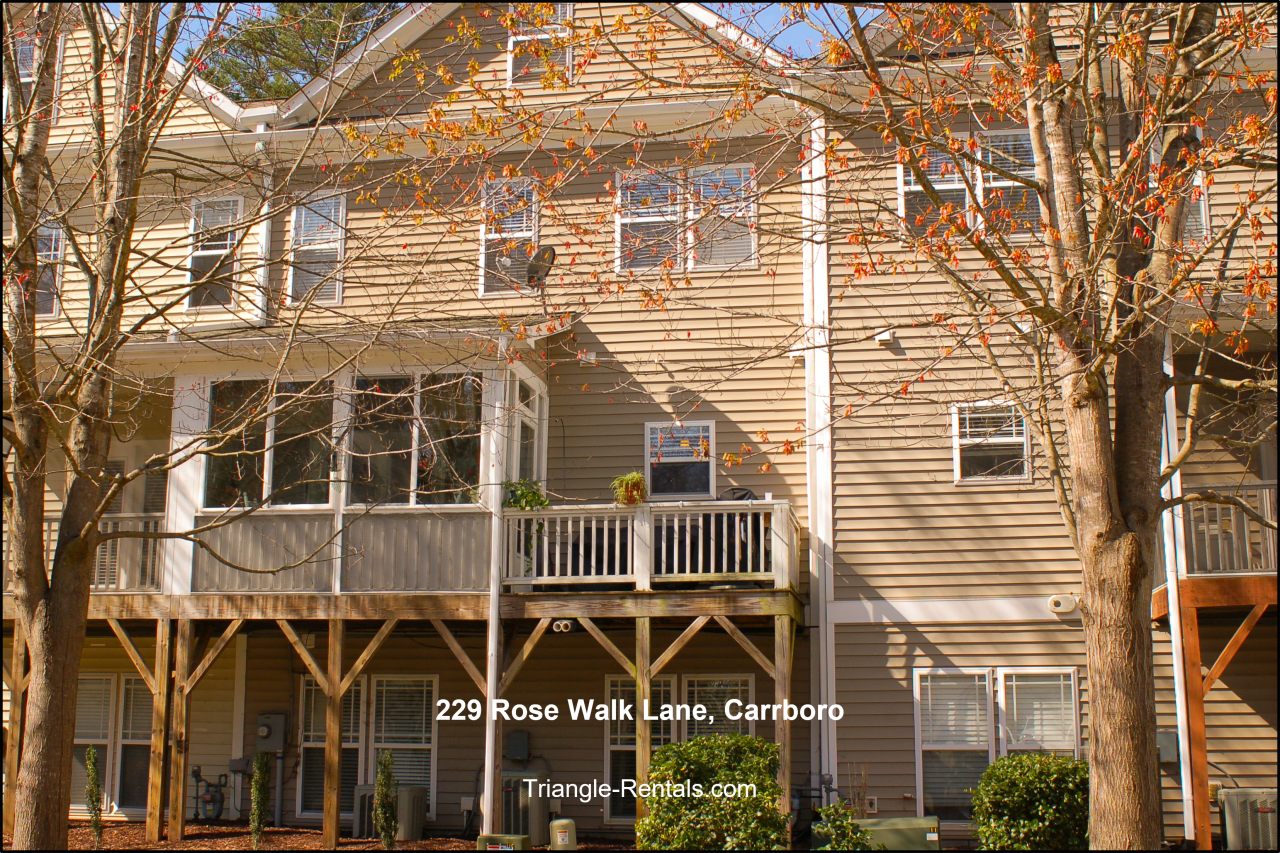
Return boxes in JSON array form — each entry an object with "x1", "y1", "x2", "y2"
[
  {"x1": 35, "y1": 223, "x2": 64, "y2": 316},
  {"x1": 952, "y1": 403, "x2": 1029, "y2": 482},
  {"x1": 480, "y1": 179, "x2": 537, "y2": 294},
  {"x1": 618, "y1": 167, "x2": 757, "y2": 273},
  {"x1": 289, "y1": 195, "x2": 345, "y2": 304},
  {"x1": 900, "y1": 131, "x2": 1039, "y2": 238},
  {"x1": 647, "y1": 421, "x2": 714, "y2": 498},
  {"x1": 508, "y1": 3, "x2": 573, "y2": 87},
  {"x1": 14, "y1": 37, "x2": 37, "y2": 110},
  {"x1": 619, "y1": 172, "x2": 682, "y2": 273},
  {"x1": 689, "y1": 166, "x2": 756, "y2": 268},
  {"x1": 188, "y1": 198, "x2": 241, "y2": 309}
]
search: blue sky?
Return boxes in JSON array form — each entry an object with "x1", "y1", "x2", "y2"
[{"x1": 711, "y1": 3, "x2": 859, "y2": 58}]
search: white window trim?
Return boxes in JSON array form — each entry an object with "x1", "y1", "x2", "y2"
[
  {"x1": 508, "y1": 372, "x2": 547, "y2": 485},
  {"x1": 286, "y1": 194, "x2": 346, "y2": 306},
  {"x1": 645, "y1": 419, "x2": 715, "y2": 500},
  {"x1": 1150, "y1": 128, "x2": 1209, "y2": 241},
  {"x1": 950, "y1": 400, "x2": 1032, "y2": 485},
  {"x1": 35, "y1": 221, "x2": 66, "y2": 319},
  {"x1": 186, "y1": 196, "x2": 244, "y2": 312},
  {"x1": 368, "y1": 674, "x2": 439, "y2": 821},
  {"x1": 70, "y1": 672, "x2": 118, "y2": 819},
  {"x1": 112, "y1": 675, "x2": 151, "y2": 816},
  {"x1": 616, "y1": 170, "x2": 683, "y2": 276},
  {"x1": 297, "y1": 673, "x2": 367, "y2": 817},
  {"x1": 996, "y1": 666, "x2": 1080, "y2": 758},
  {"x1": 478, "y1": 178, "x2": 539, "y2": 298},
  {"x1": 602, "y1": 673, "x2": 675, "y2": 825},
  {"x1": 686, "y1": 164, "x2": 759, "y2": 272},
  {"x1": 912, "y1": 667, "x2": 995, "y2": 821},
  {"x1": 506, "y1": 3, "x2": 573, "y2": 88},
  {"x1": 682, "y1": 673, "x2": 754, "y2": 741}
]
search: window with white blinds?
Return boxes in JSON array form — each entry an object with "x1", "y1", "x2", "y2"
[
  {"x1": 71, "y1": 674, "x2": 114, "y2": 810},
  {"x1": 187, "y1": 198, "x2": 241, "y2": 308},
  {"x1": 480, "y1": 179, "x2": 537, "y2": 294},
  {"x1": 299, "y1": 675, "x2": 363, "y2": 813},
  {"x1": 689, "y1": 166, "x2": 756, "y2": 268},
  {"x1": 605, "y1": 675, "x2": 674, "y2": 821},
  {"x1": 953, "y1": 403, "x2": 1030, "y2": 482},
  {"x1": 916, "y1": 670, "x2": 991, "y2": 822},
  {"x1": 289, "y1": 195, "x2": 345, "y2": 303},
  {"x1": 117, "y1": 677, "x2": 152, "y2": 809},
  {"x1": 508, "y1": 3, "x2": 573, "y2": 86},
  {"x1": 34, "y1": 223, "x2": 64, "y2": 317},
  {"x1": 684, "y1": 676, "x2": 752, "y2": 739},
  {"x1": 979, "y1": 132, "x2": 1040, "y2": 235},
  {"x1": 999, "y1": 670, "x2": 1078, "y2": 755},
  {"x1": 371, "y1": 676, "x2": 435, "y2": 813},
  {"x1": 618, "y1": 172, "x2": 682, "y2": 273}
]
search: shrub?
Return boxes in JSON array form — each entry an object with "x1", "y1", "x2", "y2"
[
  {"x1": 635, "y1": 733, "x2": 788, "y2": 850},
  {"x1": 373, "y1": 751, "x2": 399, "y2": 850},
  {"x1": 84, "y1": 745, "x2": 104, "y2": 849},
  {"x1": 814, "y1": 799, "x2": 875, "y2": 850},
  {"x1": 250, "y1": 750, "x2": 271, "y2": 850},
  {"x1": 504, "y1": 479, "x2": 549, "y2": 510},
  {"x1": 970, "y1": 752, "x2": 1089, "y2": 850}
]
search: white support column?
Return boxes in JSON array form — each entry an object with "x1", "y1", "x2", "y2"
[
  {"x1": 481, "y1": 362, "x2": 509, "y2": 835},
  {"x1": 633, "y1": 504, "x2": 652, "y2": 591},
  {"x1": 165, "y1": 377, "x2": 208, "y2": 596},
  {"x1": 330, "y1": 369, "x2": 354, "y2": 595}
]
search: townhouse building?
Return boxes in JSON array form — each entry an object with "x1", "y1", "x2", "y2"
[{"x1": 3, "y1": 3, "x2": 1276, "y2": 850}]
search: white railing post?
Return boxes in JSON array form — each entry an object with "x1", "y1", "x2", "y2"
[
  {"x1": 633, "y1": 504, "x2": 652, "y2": 591},
  {"x1": 772, "y1": 500, "x2": 793, "y2": 590}
]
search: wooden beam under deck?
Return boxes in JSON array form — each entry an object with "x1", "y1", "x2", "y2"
[
  {"x1": 4, "y1": 589, "x2": 804, "y2": 622},
  {"x1": 1151, "y1": 574, "x2": 1277, "y2": 620}
]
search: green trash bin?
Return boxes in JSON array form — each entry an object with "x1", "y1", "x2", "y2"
[
  {"x1": 854, "y1": 817, "x2": 941, "y2": 850},
  {"x1": 476, "y1": 834, "x2": 531, "y2": 850}
]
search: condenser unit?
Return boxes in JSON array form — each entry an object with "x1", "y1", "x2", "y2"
[
  {"x1": 1219, "y1": 788, "x2": 1277, "y2": 851},
  {"x1": 501, "y1": 771, "x2": 549, "y2": 847}
]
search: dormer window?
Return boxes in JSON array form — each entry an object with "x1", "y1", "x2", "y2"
[{"x1": 508, "y1": 3, "x2": 573, "y2": 87}]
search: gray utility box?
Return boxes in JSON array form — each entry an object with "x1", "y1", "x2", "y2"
[
  {"x1": 255, "y1": 713, "x2": 287, "y2": 753},
  {"x1": 476, "y1": 834, "x2": 531, "y2": 850},
  {"x1": 813, "y1": 817, "x2": 941, "y2": 851}
]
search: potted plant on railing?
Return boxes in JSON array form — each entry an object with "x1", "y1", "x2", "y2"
[
  {"x1": 505, "y1": 479, "x2": 549, "y2": 579},
  {"x1": 611, "y1": 472, "x2": 647, "y2": 506}
]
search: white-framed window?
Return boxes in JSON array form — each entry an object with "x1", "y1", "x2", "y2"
[
  {"x1": 370, "y1": 675, "x2": 437, "y2": 819},
  {"x1": 951, "y1": 402, "x2": 1030, "y2": 483},
  {"x1": 203, "y1": 380, "x2": 335, "y2": 509},
  {"x1": 689, "y1": 166, "x2": 756, "y2": 269},
  {"x1": 187, "y1": 197, "x2": 242, "y2": 309},
  {"x1": 347, "y1": 372, "x2": 485, "y2": 506},
  {"x1": 115, "y1": 676, "x2": 153, "y2": 812},
  {"x1": 34, "y1": 222, "x2": 65, "y2": 317},
  {"x1": 646, "y1": 421, "x2": 714, "y2": 499},
  {"x1": 289, "y1": 194, "x2": 345, "y2": 304},
  {"x1": 5, "y1": 33, "x2": 62, "y2": 123},
  {"x1": 507, "y1": 3, "x2": 573, "y2": 87},
  {"x1": 509, "y1": 376, "x2": 545, "y2": 484},
  {"x1": 604, "y1": 675, "x2": 674, "y2": 823},
  {"x1": 684, "y1": 674, "x2": 752, "y2": 739},
  {"x1": 617, "y1": 171, "x2": 683, "y2": 274},
  {"x1": 480, "y1": 178, "x2": 537, "y2": 295},
  {"x1": 1151, "y1": 130, "x2": 1209, "y2": 241},
  {"x1": 299, "y1": 675, "x2": 365, "y2": 815},
  {"x1": 914, "y1": 667, "x2": 1080, "y2": 822},
  {"x1": 71, "y1": 674, "x2": 116, "y2": 814}
]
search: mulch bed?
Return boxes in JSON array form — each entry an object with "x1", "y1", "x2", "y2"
[{"x1": 4, "y1": 821, "x2": 635, "y2": 850}]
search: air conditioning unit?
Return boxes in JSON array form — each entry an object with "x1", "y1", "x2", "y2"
[
  {"x1": 1219, "y1": 788, "x2": 1278, "y2": 851},
  {"x1": 354, "y1": 785, "x2": 376, "y2": 839},
  {"x1": 502, "y1": 771, "x2": 549, "y2": 847},
  {"x1": 354, "y1": 784, "x2": 430, "y2": 841}
]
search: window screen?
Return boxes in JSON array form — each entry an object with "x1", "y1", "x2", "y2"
[
  {"x1": 918, "y1": 672, "x2": 990, "y2": 821},
  {"x1": 648, "y1": 422, "x2": 712, "y2": 497},
  {"x1": 417, "y1": 373, "x2": 482, "y2": 504},
  {"x1": 269, "y1": 382, "x2": 333, "y2": 506},
  {"x1": 1002, "y1": 672, "x2": 1076, "y2": 754},
  {"x1": 300, "y1": 676, "x2": 362, "y2": 812},
  {"x1": 204, "y1": 380, "x2": 268, "y2": 508},
  {"x1": 34, "y1": 224, "x2": 64, "y2": 316},
  {"x1": 685, "y1": 677, "x2": 750, "y2": 738},
  {"x1": 188, "y1": 199, "x2": 240, "y2": 307},
  {"x1": 291, "y1": 196, "x2": 344, "y2": 303},
  {"x1": 350, "y1": 376, "x2": 414, "y2": 505}
]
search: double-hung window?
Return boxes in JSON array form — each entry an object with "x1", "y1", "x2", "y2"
[
  {"x1": 646, "y1": 421, "x2": 713, "y2": 498},
  {"x1": 979, "y1": 132, "x2": 1040, "y2": 236},
  {"x1": 35, "y1": 222, "x2": 65, "y2": 317},
  {"x1": 116, "y1": 677, "x2": 153, "y2": 810},
  {"x1": 605, "y1": 675, "x2": 674, "y2": 821},
  {"x1": 900, "y1": 151, "x2": 970, "y2": 238},
  {"x1": 900, "y1": 132, "x2": 1039, "y2": 239},
  {"x1": 511, "y1": 378, "x2": 544, "y2": 483},
  {"x1": 481, "y1": 179, "x2": 537, "y2": 294},
  {"x1": 618, "y1": 172, "x2": 682, "y2": 273},
  {"x1": 952, "y1": 403, "x2": 1030, "y2": 482},
  {"x1": 71, "y1": 674, "x2": 115, "y2": 812},
  {"x1": 997, "y1": 669, "x2": 1079, "y2": 756},
  {"x1": 684, "y1": 675, "x2": 752, "y2": 738},
  {"x1": 1151, "y1": 131, "x2": 1209, "y2": 241},
  {"x1": 299, "y1": 675, "x2": 364, "y2": 814},
  {"x1": 508, "y1": 3, "x2": 573, "y2": 87},
  {"x1": 689, "y1": 166, "x2": 756, "y2": 268},
  {"x1": 10, "y1": 37, "x2": 36, "y2": 113},
  {"x1": 371, "y1": 676, "x2": 436, "y2": 813},
  {"x1": 188, "y1": 198, "x2": 241, "y2": 308},
  {"x1": 289, "y1": 195, "x2": 345, "y2": 304}
]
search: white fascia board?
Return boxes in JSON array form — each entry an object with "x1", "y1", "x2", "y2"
[
  {"x1": 664, "y1": 3, "x2": 797, "y2": 72},
  {"x1": 828, "y1": 596, "x2": 1084, "y2": 625}
]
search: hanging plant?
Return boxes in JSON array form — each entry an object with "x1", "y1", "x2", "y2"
[{"x1": 611, "y1": 471, "x2": 647, "y2": 506}]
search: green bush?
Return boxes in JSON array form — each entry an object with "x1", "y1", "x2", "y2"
[
  {"x1": 504, "y1": 479, "x2": 549, "y2": 510},
  {"x1": 250, "y1": 750, "x2": 271, "y2": 850},
  {"x1": 635, "y1": 733, "x2": 788, "y2": 850},
  {"x1": 373, "y1": 751, "x2": 399, "y2": 850},
  {"x1": 814, "y1": 799, "x2": 876, "y2": 850},
  {"x1": 970, "y1": 752, "x2": 1089, "y2": 850},
  {"x1": 84, "y1": 745, "x2": 104, "y2": 849}
]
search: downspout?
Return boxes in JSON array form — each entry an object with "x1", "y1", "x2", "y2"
[
  {"x1": 252, "y1": 122, "x2": 273, "y2": 326},
  {"x1": 1161, "y1": 331, "x2": 1196, "y2": 840},
  {"x1": 482, "y1": 339, "x2": 510, "y2": 835}
]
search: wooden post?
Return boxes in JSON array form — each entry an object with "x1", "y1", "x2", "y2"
[
  {"x1": 636, "y1": 617, "x2": 652, "y2": 823},
  {"x1": 146, "y1": 618, "x2": 172, "y2": 842},
  {"x1": 168, "y1": 620, "x2": 193, "y2": 841},
  {"x1": 3, "y1": 620, "x2": 27, "y2": 836},
  {"x1": 775, "y1": 615, "x2": 794, "y2": 820},
  {"x1": 1181, "y1": 605, "x2": 1211, "y2": 849},
  {"x1": 322, "y1": 618, "x2": 345, "y2": 848}
]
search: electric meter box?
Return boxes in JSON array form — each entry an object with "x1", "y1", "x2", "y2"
[{"x1": 256, "y1": 712, "x2": 287, "y2": 753}]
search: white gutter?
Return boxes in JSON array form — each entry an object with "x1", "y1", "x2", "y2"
[{"x1": 1161, "y1": 331, "x2": 1196, "y2": 840}]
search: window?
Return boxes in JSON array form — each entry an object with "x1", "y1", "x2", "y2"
[
  {"x1": 71, "y1": 674, "x2": 115, "y2": 812},
  {"x1": 289, "y1": 195, "x2": 345, "y2": 304},
  {"x1": 12, "y1": 37, "x2": 36, "y2": 110},
  {"x1": 188, "y1": 198, "x2": 241, "y2": 308},
  {"x1": 900, "y1": 132, "x2": 1041, "y2": 238},
  {"x1": 480, "y1": 179, "x2": 537, "y2": 294},
  {"x1": 952, "y1": 403, "x2": 1029, "y2": 482},
  {"x1": 684, "y1": 675, "x2": 752, "y2": 739},
  {"x1": 371, "y1": 676, "x2": 436, "y2": 814},
  {"x1": 915, "y1": 668, "x2": 1079, "y2": 822},
  {"x1": 915, "y1": 670, "x2": 992, "y2": 822},
  {"x1": 1151, "y1": 131, "x2": 1208, "y2": 241},
  {"x1": 618, "y1": 172, "x2": 682, "y2": 273},
  {"x1": 350, "y1": 376, "x2": 415, "y2": 505},
  {"x1": 299, "y1": 675, "x2": 364, "y2": 814},
  {"x1": 417, "y1": 373, "x2": 483, "y2": 504},
  {"x1": 116, "y1": 677, "x2": 152, "y2": 810},
  {"x1": 510, "y1": 379, "x2": 543, "y2": 484},
  {"x1": 689, "y1": 166, "x2": 756, "y2": 268},
  {"x1": 605, "y1": 675, "x2": 674, "y2": 821},
  {"x1": 508, "y1": 3, "x2": 573, "y2": 87},
  {"x1": 900, "y1": 150, "x2": 970, "y2": 238},
  {"x1": 646, "y1": 421, "x2": 713, "y2": 498},
  {"x1": 204, "y1": 380, "x2": 334, "y2": 509},
  {"x1": 34, "y1": 223, "x2": 64, "y2": 316}
]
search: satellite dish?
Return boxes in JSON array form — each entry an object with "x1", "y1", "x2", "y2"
[{"x1": 526, "y1": 246, "x2": 556, "y2": 288}]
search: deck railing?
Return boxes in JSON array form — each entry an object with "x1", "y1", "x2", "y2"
[
  {"x1": 1, "y1": 514, "x2": 164, "y2": 592},
  {"x1": 1184, "y1": 482, "x2": 1277, "y2": 575},
  {"x1": 504, "y1": 499, "x2": 800, "y2": 591}
]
